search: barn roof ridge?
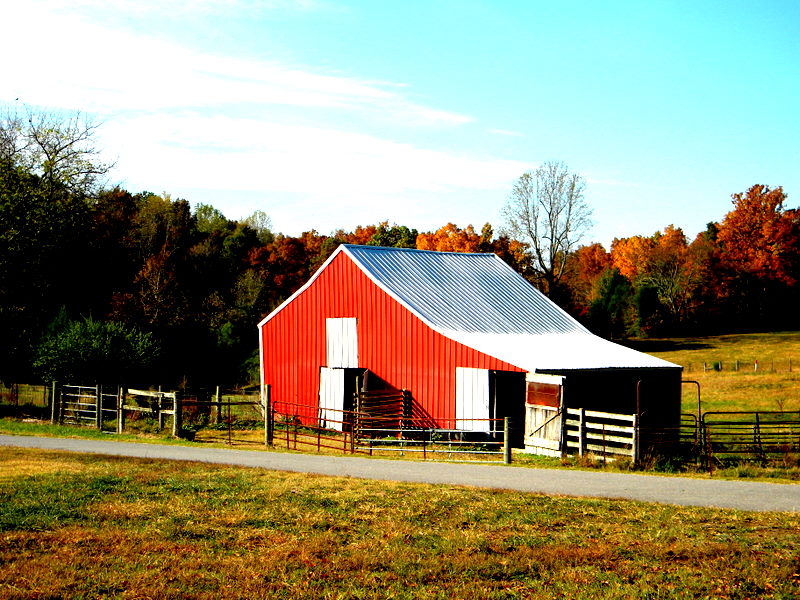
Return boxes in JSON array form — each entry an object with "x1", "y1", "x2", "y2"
[{"x1": 340, "y1": 243, "x2": 494, "y2": 256}]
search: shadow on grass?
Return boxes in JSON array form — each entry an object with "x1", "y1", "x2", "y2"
[
  {"x1": 0, "y1": 404, "x2": 50, "y2": 420},
  {"x1": 620, "y1": 339, "x2": 713, "y2": 353}
]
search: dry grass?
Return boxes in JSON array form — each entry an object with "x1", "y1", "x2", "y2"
[{"x1": 1, "y1": 447, "x2": 799, "y2": 599}]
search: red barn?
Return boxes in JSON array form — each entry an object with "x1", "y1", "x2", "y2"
[{"x1": 258, "y1": 245, "x2": 681, "y2": 452}]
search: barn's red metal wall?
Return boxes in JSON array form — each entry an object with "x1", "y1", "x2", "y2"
[{"x1": 260, "y1": 251, "x2": 524, "y2": 423}]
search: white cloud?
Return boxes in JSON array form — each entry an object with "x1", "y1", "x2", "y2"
[
  {"x1": 103, "y1": 114, "x2": 526, "y2": 196},
  {"x1": 1, "y1": 3, "x2": 471, "y2": 126}
]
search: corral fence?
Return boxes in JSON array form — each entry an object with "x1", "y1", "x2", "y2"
[
  {"x1": 269, "y1": 389, "x2": 512, "y2": 463},
  {"x1": 700, "y1": 410, "x2": 800, "y2": 469},
  {"x1": 562, "y1": 408, "x2": 637, "y2": 462}
]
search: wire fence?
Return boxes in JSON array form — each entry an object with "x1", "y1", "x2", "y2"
[
  {"x1": 0, "y1": 383, "x2": 50, "y2": 408},
  {"x1": 682, "y1": 358, "x2": 797, "y2": 374}
]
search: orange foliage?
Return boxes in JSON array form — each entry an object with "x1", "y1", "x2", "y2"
[
  {"x1": 574, "y1": 243, "x2": 611, "y2": 282},
  {"x1": 566, "y1": 243, "x2": 610, "y2": 308},
  {"x1": 334, "y1": 225, "x2": 378, "y2": 246},
  {"x1": 716, "y1": 185, "x2": 799, "y2": 284},
  {"x1": 416, "y1": 223, "x2": 481, "y2": 253},
  {"x1": 610, "y1": 235, "x2": 655, "y2": 279}
]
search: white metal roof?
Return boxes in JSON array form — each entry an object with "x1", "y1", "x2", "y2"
[{"x1": 344, "y1": 245, "x2": 678, "y2": 371}]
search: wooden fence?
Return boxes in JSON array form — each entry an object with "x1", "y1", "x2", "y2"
[
  {"x1": 118, "y1": 388, "x2": 181, "y2": 436},
  {"x1": 563, "y1": 408, "x2": 638, "y2": 461}
]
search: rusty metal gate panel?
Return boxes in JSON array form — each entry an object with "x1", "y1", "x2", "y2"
[{"x1": 524, "y1": 373, "x2": 564, "y2": 456}]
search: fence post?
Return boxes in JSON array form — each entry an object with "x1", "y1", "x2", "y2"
[
  {"x1": 268, "y1": 384, "x2": 272, "y2": 448},
  {"x1": 601, "y1": 422, "x2": 607, "y2": 465},
  {"x1": 157, "y1": 393, "x2": 166, "y2": 431},
  {"x1": 503, "y1": 417, "x2": 512, "y2": 464},
  {"x1": 215, "y1": 386, "x2": 222, "y2": 424},
  {"x1": 117, "y1": 388, "x2": 125, "y2": 434},
  {"x1": 632, "y1": 412, "x2": 639, "y2": 464},
  {"x1": 578, "y1": 408, "x2": 585, "y2": 457},
  {"x1": 96, "y1": 385, "x2": 103, "y2": 430},
  {"x1": 50, "y1": 381, "x2": 58, "y2": 425},
  {"x1": 754, "y1": 413, "x2": 763, "y2": 459},
  {"x1": 58, "y1": 384, "x2": 65, "y2": 424},
  {"x1": 172, "y1": 393, "x2": 182, "y2": 438},
  {"x1": 266, "y1": 385, "x2": 273, "y2": 446}
]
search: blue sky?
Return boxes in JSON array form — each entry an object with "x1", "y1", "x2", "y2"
[{"x1": 3, "y1": 0, "x2": 798, "y2": 247}]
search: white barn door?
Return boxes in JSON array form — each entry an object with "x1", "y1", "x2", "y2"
[
  {"x1": 326, "y1": 318, "x2": 358, "y2": 368},
  {"x1": 455, "y1": 367, "x2": 490, "y2": 432},
  {"x1": 319, "y1": 367, "x2": 345, "y2": 431}
]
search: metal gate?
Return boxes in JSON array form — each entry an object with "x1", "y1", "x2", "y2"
[{"x1": 54, "y1": 384, "x2": 121, "y2": 430}]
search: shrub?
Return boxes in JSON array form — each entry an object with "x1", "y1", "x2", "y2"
[{"x1": 33, "y1": 317, "x2": 159, "y2": 384}]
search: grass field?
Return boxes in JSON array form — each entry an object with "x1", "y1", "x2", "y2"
[
  {"x1": 1, "y1": 447, "x2": 799, "y2": 599},
  {"x1": 628, "y1": 331, "x2": 800, "y2": 414}
]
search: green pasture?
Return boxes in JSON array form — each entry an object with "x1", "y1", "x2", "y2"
[{"x1": 629, "y1": 331, "x2": 800, "y2": 414}]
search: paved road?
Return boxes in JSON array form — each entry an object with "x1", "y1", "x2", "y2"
[{"x1": 2, "y1": 434, "x2": 799, "y2": 512}]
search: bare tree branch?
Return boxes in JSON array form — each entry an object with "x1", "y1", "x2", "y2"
[
  {"x1": 1, "y1": 106, "x2": 113, "y2": 199},
  {"x1": 502, "y1": 161, "x2": 592, "y2": 295}
]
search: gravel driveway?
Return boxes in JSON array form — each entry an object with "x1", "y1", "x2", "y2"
[{"x1": 2, "y1": 434, "x2": 798, "y2": 512}]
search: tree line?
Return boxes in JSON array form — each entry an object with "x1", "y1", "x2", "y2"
[{"x1": 1, "y1": 110, "x2": 798, "y2": 387}]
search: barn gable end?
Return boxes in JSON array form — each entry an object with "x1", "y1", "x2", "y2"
[{"x1": 259, "y1": 247, "x2": 524, "y2": 425}]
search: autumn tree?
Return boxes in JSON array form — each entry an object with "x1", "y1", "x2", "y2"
[
  {"x1": 637, "y1": 226, "x2": 693, "y2": 326},
  {"x1": 563, "y1": 243, "x2": 611, "y2": 314},
  {"x1": 610, "y1": 235, "x2": 654, "y2": 280},
  {"x1": 336, "y1": 224, "x2": 378, "y2": 246},
  {"x1": 717, "y1": 185, "x2": 799, "y2": 284},
  {"x1": 712, "y1": 185, "x2": 800, "y2": 328},
  {"x1": 607, "y1": 226, "x2": 707, "y2": 334},
  {"x1": 503, "y1": 161, "x2": 592, "y2": 296},
  {"x1": 416, "y1": 223, "x2": 481, "y2": 253}
]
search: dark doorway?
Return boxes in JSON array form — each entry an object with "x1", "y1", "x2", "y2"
[
  {"x1": 489, "y1": 371, "x2": 526, "y2": 448},
  {"x1": 342, "y1": 368, "x2": 366, "y2": 430}
]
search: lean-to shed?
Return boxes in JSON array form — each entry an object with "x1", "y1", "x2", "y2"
[{"x1": 258, "y1": 245, "x2": 682, "y2": 453}]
